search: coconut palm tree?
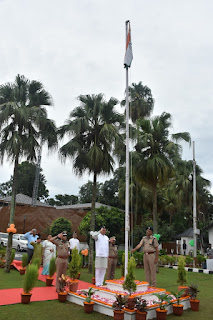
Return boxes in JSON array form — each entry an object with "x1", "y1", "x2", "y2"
[
  {"x1": 0, "y1": 74, "x2": 57, "y2": 272},
  {"x1": 133, "y1": 112, "x2": 191, "y2": 233},
  {"x1": 58, "y1": 94, "x2": 124, "y2": 272}
]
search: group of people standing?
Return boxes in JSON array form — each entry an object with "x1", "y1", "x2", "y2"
[{"x1": 24, "y1": 225, "x2": 159, "y2": 292}]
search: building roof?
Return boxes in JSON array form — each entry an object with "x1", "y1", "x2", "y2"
[
  {"x1": 55, "y1": 202, "x2": 111, "y2": 210},
  {"x1": 0, "y1": 193, "x2": 53, "y2": 208},
  {"x1": 176, "y1": 227, "x2": 194, "y2": 238}
]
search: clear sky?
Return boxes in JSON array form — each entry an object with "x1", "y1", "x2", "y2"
[{"x1": 0, "y1": 0, "x2": 213, "y2": 197}]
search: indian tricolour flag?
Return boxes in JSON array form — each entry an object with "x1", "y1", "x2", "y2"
[{"x1": 124, "y1": 21, "x2": 133, "y2": 68}]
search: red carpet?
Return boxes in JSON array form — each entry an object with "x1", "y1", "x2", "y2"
[{"x1": 0, "y1": 263, "x2": 92, "y2": 306}]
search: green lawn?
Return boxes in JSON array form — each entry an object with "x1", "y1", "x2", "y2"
[{"x1": 0, "y1": 267, "x2": 213, "y2": 320}]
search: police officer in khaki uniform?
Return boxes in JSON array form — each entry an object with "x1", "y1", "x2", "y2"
[
  {"x1": 106, "y1": 236, "x2": 118, "y2": 280},
  {"x1": 132, "y1": 227, "x2": 159, "y2": 287},
  {"x1": 50, "y1": 231, "x2": 69, "y2": 292}
]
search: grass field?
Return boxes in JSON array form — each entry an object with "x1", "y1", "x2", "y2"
[{"x1": 0, "y1": 267, "x2": 213, "y2": 320}]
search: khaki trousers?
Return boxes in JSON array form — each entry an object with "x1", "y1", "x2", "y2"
[
  {"x1": 106, "y1": 258, "x2": 117, "y2": 280},
  {"x1": 55, "y1": 257, "x2": 67, "y2": 291},
  {"x1": 143, "y1": 253, "x2": 156, "y2": 287}
]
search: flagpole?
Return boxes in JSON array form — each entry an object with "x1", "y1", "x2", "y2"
[{"x1": 124, "y1": 20, "x2": 130, "y2": 277}]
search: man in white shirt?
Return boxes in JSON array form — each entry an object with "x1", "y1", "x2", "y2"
[
  {"x1": 69, "y1": 231, "x2": 80, "y2": 262},
  {"x1": 90, "y1": 226, "x2": 109, "y2": 286}
]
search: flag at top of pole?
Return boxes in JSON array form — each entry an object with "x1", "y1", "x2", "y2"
[{"x1": 124, "y1": 20, "x2": 133, "y2": 68}]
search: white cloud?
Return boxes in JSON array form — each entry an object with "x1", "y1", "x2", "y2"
[{"x1": 1, "y1": 0, "x2": 213, "y2": 196}]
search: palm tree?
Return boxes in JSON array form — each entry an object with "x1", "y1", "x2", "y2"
[
  {"x1": 58, "y1": 94, "x2": 124, "y2": 272},
  {"x1": 133, "y1": 112, "x2": 191, "y2": 233},
  {"x1": 0, "y1": 74, "x2": 57, "y2": 272}
]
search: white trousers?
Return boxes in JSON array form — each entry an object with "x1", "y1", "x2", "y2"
[{"x1": 95, "y1": 267, "x2": 106, "y2": 286}]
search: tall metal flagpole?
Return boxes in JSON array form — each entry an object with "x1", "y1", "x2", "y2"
[
  {"x1": 124, "y1": 21, "x2": 130, "y2": 277},
  {"x1": 192, "y1": 141, "x2": 197, "y2": 266}
]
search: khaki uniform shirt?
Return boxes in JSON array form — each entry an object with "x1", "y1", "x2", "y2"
[
  {"x1": 139, "y1": 235, "x2": 158, "y2": 253},
  {"x1": 52, "y1": 239, "x2": 69, "y2": 258},
  {"x1": 108, "y1": 243, "x2": 118, "y2": 258}
]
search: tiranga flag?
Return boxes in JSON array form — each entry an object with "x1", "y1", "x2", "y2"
[{"x1": 124, "y1": 21, "x2": 133, "y2": 68}]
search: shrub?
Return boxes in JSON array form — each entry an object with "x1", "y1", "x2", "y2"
[
  {"x1": 50, "y1": 217, "x2": 72, "y2": 239},
  {"x1": 10, "y1": 249, "x2": 16, "y2": 265},
  {"x1": 22, "y1": 253, "x2": 28, "y2": 268},
  {"x1": 123, "y1": 256, "x2": 137, "y2": 294},
  {"x1": 68, "y1": 247, "x2": 81, "y2": 280},
  {"x1": 49, "y1": 257, "x2": 56, "y2": 278},
  {"x1": 177, "y1": 256, "x2": 187, "y2": 285},
  {"x1": 23, "y1": 264, "x2": 38, "y2": 293},
  {"x1": 32, "y1": 258, "x2": 40, "y2": 269},
  {"x1": 185, "y1": 256, "x2": 193, "y2": 265}
]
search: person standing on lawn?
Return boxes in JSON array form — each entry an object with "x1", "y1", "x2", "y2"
[
  {"x1": 42, "y1": 235, "x2": 56, "y2": 275},
  {"x1": 90, "y1": 226, "x2": 109, "y2": 286},
  {"x1": 106, "y1": 236, "x2": 118, "y2": 280},
  {"x1": 69, "y1": 231, "x2": 80, "y2": 262},
  {"x1": 30, "y1": 235, "x2": 43, "y2": 267},
  {"x1": 50, "y1": 231, "x2": 69, "y2": 292},
  {"x1": 132, "y1": 226, "x2": 159, "y2": 287},
  {"x1": 207, "y1": 243, "x2": 213, "y2": 259},
  {"x1": 24, "y1": 228, "x2": 38, "y2": 264}
]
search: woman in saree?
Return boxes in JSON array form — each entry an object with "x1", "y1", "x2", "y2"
[{"x1": 42, "y1": 234, "x2": 56, "y2": 275}]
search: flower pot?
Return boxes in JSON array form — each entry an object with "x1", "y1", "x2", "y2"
[
  {"x1": 58, "y1": 292, "x2": 68, "y2": 302},
  {"x1": 84, "y1": 301, "x2": 94, "y2": 313},
  {"x1": 19, "y1": 268, "x2": 26, "y2": 275},
  {"x1": 190, "y1": 299, "x2": 199, "y2": 311},
  {"x1": 136, "y1": 310, "x2": 147, "y2": 320},
  {"x1": 68, "y1": 280, "x2": 79, "y2": 292},
  {"x1": 156, "y1": 308, "x2": 167, "y2": 320},
  {"x1": 21, "y1": 293, "x2": 32, "y2": 304},
  {"x1": 178, "y1": 286, "x2": 188, "y2": 297},
  {"x1": 46, "y1": 277, "x2": 54, "y2": 286},
  {"x1": 127, "y1": 296, "x2": 135, "y2": 310},
  {"x1": 92, "y1": 277, "x2": 96, "y2": 285},
  {"x1": 173, "y1": 304, "x2": 184, "y2": 316},
  {"x1": 113, "y1": 310, "x2": 124, "y2": 320}
]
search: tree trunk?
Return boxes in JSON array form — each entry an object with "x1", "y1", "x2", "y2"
[
  {"x1": 5, "y1": 156, "x2": 18, "y2": 273},
  {"x1": 152, "y1": 184, "x2": 158, "y2": 234},
  {"x1": 88, "y1": 173, "x2": 97, "y2": 273}
]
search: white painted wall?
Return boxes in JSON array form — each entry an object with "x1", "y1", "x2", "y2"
[
  {"x1": 208, "y1": 227, "x2": 213, "y2": 246},
  {"x1": 180, "y1": 237, "x2": 194, "y2": 255}
]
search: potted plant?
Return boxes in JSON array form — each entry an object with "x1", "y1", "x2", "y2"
[
  {"x1": 21, "y1": 264, "x2": 39, "y2": 304},
  {"x1": 0, "y1": 246, "x2": 6, "y2": 268},
  {"x1": 112, "y1": 294, "x2": 128, "y2": 320},
  {"x1": 135, "y1": 296, "x2": 148, "y2": 320},
  {"x1": 123, "y1": 256, "x2": 137, "y2": 310},
  {"x1": 81, "y1": 287, "x2": 96, "y2": 313},
  {"x1": 177, "y1": 256, "x2": 188, "y2": 296},
  {"x1": 58, "y1": 274, "x2": 68, "y2": 302},
  {"x1": 68, "y1": 247, "x2": 81, "y2": 292},
  {"x1": 188, "y1": 284, "x2": 200, "y2": 311},
  {"x1": 153, "y1": 293, "x2": 173, "y2": 320},
  {"x1": 171, "y1": 289, "x2": 185, "y2": 316},
  {"x1": 10, "y1": 249, "x2": 16, "y2": 269},
  {"x1": 46, "y1": 257, "x2": 56, "y2": 286},
  {"x1": 20, "y1": 253, "x2": 28, "y2": 275}
]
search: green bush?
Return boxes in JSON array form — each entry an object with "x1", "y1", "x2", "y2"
[
  {"x1": 50, "y1": 217, "x2": 72, "y2": 239},
  {"x1": 32, "y1": 258, "x2": 40, "y2": 269},
  {"x1": 133, "y1": 252, "x2": 143, "y2": 265},
  {"x1": 68, "y1": 248, "x2": 81, "y2": 280},
  {"x1": 123, "y1": 256, "x2": 137, "y2": 294},
  {"x1": 117, "y1": 250, "x2": 124, "y2": 265},
  {"x1": 10, "y1": 249, "x2": 16, "y2": 265},
  {"x1": 23, "y1": 264, "x2": 39, "y2": 293},
  {"x1": 177, "y1": 256, "x2": 187, "y2": 285},
  {"x1": 185, "y1": 256, "x2": 193, "y2": 265},
  {"x1": 49, "y1": 257, "x2": 56, "y2": 278},
  {"x1": 22, "y1": 253, "x2": 28, "y2": 268}
]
